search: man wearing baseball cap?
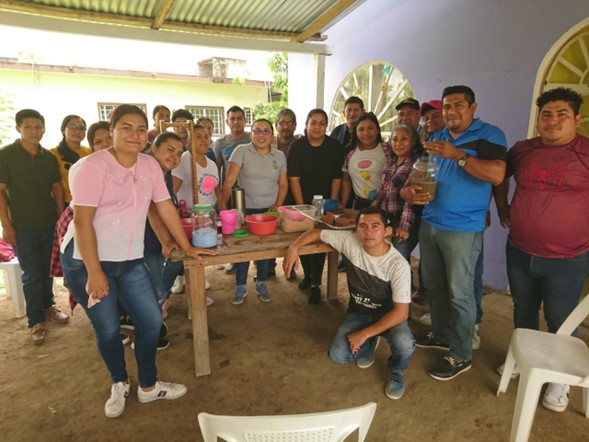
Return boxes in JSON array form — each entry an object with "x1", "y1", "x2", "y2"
[
  {"x1": 395, "y1": 98, "x2": 426, "y2": 140},
  {"x1": 419, "y1": 100, "x2": 445, "y2": 137}
]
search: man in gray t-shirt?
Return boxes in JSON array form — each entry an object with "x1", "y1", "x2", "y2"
[{"x1": 213, "y1": 105, "x2": 251, "y2": 181}]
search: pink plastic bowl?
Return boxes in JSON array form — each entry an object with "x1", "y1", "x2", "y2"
[{"x1": 245, "y1": 214, "x2": 278, "y2": 236}]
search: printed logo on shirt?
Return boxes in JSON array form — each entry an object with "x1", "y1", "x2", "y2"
[
  {"x1": 524, "y1": 162, "x2": 566, "y2": 192},
  {"x1": 350, "y1": 292, "x2": 382, "y2": 310},
  {"x1": 223, "y1": 145, "x2": 238, "y2": 163},
  {"x1": 199, "y1": 174, "x2": 218, "y2": 197},
  {"x1": 357, "y1": 159, "x2": 374, "y2": 169}
]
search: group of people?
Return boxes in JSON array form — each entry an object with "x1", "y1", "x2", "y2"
[{"x1": 0, "y1": 84, "x2": 587, "y2": 417}]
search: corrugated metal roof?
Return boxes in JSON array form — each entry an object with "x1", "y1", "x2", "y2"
[{"x1": 2, "y1": 0, "x2": 363, "y2": 42}]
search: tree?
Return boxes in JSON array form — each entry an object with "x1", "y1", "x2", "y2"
[{"x1": 252, "y1": 52, "x2": 288, "y2": 123}]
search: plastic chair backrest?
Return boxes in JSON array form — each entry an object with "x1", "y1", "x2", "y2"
[
  {"x1": 557, "y1": 292, "x2": 589, "y2": 336},
  {"x1": 198, "y1": 402, "x2": 377, "y2": 442}
]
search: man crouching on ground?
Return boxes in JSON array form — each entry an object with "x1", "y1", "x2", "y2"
[{"x1": 283, "y1": 206, "x2": 415, "y2": 399}]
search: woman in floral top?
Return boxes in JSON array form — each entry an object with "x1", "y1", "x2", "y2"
[{"x1": 372, "y1": 124, "x2": 423, "y2": 261}]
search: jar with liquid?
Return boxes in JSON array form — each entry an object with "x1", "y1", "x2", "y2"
[
  {"x1": 409, "y1": 156, "x2": 439, "y2": 202},
  {"x1": 192, "y1": 204, "x2": 218, "y2": 248}
]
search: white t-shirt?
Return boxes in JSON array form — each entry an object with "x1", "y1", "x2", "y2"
[
  {"x1": 172, "y1": 151, "x2": 219, "y2": 209},
  {"x1": 342, "y1": 145, "x2": 387, "y2": 200},
  {"x1": 320, "y1": 230, "x2": 410, "y2": 313}
]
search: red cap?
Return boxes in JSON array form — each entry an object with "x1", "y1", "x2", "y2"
[{"x1": 419, "y1": 100, "x2": 442, "y2": 116}]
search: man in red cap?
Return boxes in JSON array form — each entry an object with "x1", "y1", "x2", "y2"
[{"x1": 420, "y1": 100, "x2": 445, "y2": 137}]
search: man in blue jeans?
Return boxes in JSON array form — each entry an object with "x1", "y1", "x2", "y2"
[
  {"x1": 402, "y1": 85, "x2": 507, "y2": 381},
  {"x1": 284, "y1": 206, "x2": 415, "y2": 399},
  {"x1": 494, "y1": 87, "x2": 589, "y2": 413},
  {"x1": 0, "y1": 109, "x2": 66, "y2": 345}
]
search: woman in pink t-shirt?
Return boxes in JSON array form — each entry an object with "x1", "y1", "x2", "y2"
[{"x1": 61, "y1": 105, "x2": 215, "y2": 419}]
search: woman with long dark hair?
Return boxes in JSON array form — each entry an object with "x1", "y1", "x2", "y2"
[
  {"x1": 50, "y1": 115, "x2": 92, "y2": 205},
  {"x1": 60, "y1": 105, "x2": 215, "y2": 418},
  {"x1": 287, "y1": 108, "x2": 344, "y2": 304},
  {"x1": 340, "y1": 112, "x2": 390, "y2": 210}
]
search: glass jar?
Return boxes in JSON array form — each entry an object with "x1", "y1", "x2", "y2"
[
  {"x1": 192, "y1": 204, "x2": 218, "y2": 248},
  {"x1": 409, "y1": 156, "x2": 439, "y2": 202}
]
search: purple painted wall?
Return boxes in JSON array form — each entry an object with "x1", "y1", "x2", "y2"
[{"x1": 323, "y1": 0, "x2": 589, "y2": 290}]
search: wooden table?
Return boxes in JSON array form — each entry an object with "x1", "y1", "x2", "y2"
[{"x1": 172, "y1": 229, "x2": 338, "y2": 377}]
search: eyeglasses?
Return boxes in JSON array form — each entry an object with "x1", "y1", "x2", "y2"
[
  {"x1": 66, "y1": 124, "x2": 86, "y2": 131},
  {"x1": 252, "y1": 129, "x2": 272, "y2": 135}
]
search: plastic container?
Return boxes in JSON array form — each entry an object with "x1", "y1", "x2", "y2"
[
  {"x1": 323, "y1": 199, "x2": 339, "y2": 213},
  {"x1": 278, "y1": 205, "x2": 317, "y2": 232},
  {"x1": 192, "y1": 204, "x2": 217, "y2": 248},
  {"x1": 312, "y1": 195, "x2": 325, "y2": 216},
  {"x1": 181, "y1": 217, "x2": 193, "y2": 239},
  {"x1": 409, "y1": 156, "x2": 439, "y2": 202},
  {"x1": 244, "y1": 214, "x2": 279, "y2": 236},
  {"x1": 219, "y1": 209, "x2": 239, "y2": 235}
]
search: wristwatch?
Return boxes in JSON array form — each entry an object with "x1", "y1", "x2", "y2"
[{"x1": 458, "y1": 153, "x2": 471, "y2": 168}]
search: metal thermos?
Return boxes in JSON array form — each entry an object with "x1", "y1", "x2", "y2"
[{"x1": 230, "y1": 188, "x2": 246, "y2": 213}]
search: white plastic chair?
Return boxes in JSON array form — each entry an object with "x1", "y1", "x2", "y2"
[
  {"x1": 0, "y1": 258, "x2": 26, "y2": 318},
  {"x1": 496, "y1": 293, "x2": 589, "y2": 442},
  {"x1": 198, "y1": 402, "x2": 377, "y2": 442}
]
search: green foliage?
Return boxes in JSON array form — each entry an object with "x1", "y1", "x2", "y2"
[
  {"x1": 252, "y1": 52, "x2": 288, "y2": 123},
  {"x1": 0, "y1": 90, "x2": 15, "y2": 147}
]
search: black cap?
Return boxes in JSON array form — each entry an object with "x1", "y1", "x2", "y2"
[{"x1": 395, "y1": 98, "x2": 420, "y2": 111}]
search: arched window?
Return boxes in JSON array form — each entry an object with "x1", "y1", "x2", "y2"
[
  {"x1": 533, "y1": 23, "x2": 589, "y2": 136},
  {"x1": 328, "y1": 61, "x2": 415, "y2": 140}
]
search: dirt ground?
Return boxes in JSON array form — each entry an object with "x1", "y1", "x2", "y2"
[{"x1": 1, "y1": 259, "x2": 588, "y2": 442}]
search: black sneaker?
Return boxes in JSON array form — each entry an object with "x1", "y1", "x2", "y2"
[
  {"x1": 160, "y1": 322, "x2": 168, "y2": 339},
  {"x1": 429, "y1": 356, "x2": 471, "y2": 381},
  {"x1": 298, "y1": 277, "x2": 311, "y2": 290},
  {"x1": 415, "y1": 332, "x2": 450, "y2": 351},
  {"x1": 120, "y1": 315, "x2": 134, "y2": 331},
  {"x1": 309, "y1": 286, "x2": 321, "y2": 304},
  {"x1": 121, "y1": 334, "x2": 130, "y2": 346}
]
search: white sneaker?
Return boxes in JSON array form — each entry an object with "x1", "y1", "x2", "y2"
[
  {"x1": 472, "y1": 324, "x2": 481, "y2": 350},
  {"x1": 205, "y1": 280, "x2": 211, "y2": 290},
  {"x1": 104, "y1": 382, "x2": 130, "y2": 418},
  {"x1": 496, "y1": 362, "x2": 520, "y2": 378},
  {"x1": 542, "y1": 383, "x2": 569, "y2": 412},
  {"x1": 171, "y1": 275, "x2": 185, "y2": 294},
  {"x1": 138, "y1": 381, "x2": 187, "y2": 403},
  {"x1": 418, "y1": 313, "x2": 432, "y2": 326},
  {"x1": 214, "y1": 264, "x2": 225, "y2": 270}
]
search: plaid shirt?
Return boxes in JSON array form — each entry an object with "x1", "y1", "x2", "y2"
[
  {"x1": 49, "y1": 206, "x2": 77, "y2": 311},
  {"x1": 372, "y1": 153, "x2": 418, "y2": 231}
]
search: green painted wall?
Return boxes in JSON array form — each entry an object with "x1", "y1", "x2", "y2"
[{"x1": 0, "y1": 68, "x2": 269, "y2": 147}]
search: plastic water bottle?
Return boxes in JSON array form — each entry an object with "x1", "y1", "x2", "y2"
[{"x1": 312, "y1": 195, "x2": 325, "y2": 217}]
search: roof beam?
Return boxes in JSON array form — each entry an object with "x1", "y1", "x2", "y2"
[
  {"x1": 0, "y1": 10, "x2": 333, "y2": 55},
  {"x1": 151, "y1": 0, "x2": 176, "y2": 30},
  {"x1": 294, "y1": 0, "x2": 360, "y2": 43}
]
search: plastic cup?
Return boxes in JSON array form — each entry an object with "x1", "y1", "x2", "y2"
[{"x1": 219, "y1": 209, "x2": 238, "y2": 235}]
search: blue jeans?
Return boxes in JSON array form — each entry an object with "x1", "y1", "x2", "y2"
[
  {"x1": 144, "y1": 253, "x2": 166, "y2": 305},
  {"x1": 390, "y1": 209, "x2": 422, "y2": 262},
  {"x1": 474, "y1": 244, "x2": 484, "y2": 324},
  {"x1": 236, "y1": 207, "x2": 272, "y2": 285},
  {"x1": 506, "y1": 243, "x2": 588, "y2": 334},
  {"x1": 418, "y1": 221, "x2": 482, "y2": 361},
  {"x1": 328, "y1": 312, "x2": 415, "y2": 373},
  {"x1": 13, "y1": 226, "x2": 55, "y2": 328},
  {"x1": 61, "y1": 243, "x2": 162, "y2": 387}
]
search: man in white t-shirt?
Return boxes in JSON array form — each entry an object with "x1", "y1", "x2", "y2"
[{"x1": 284, "y1": 206, "x2": 415, "y2": 400}]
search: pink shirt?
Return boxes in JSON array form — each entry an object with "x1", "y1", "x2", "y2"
[{"x1": 61, "y1": 149, "x2": 170, "y2": 261}]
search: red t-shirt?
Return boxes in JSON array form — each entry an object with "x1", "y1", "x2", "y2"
[{"x1": 507, "y1": 134, "x2": 589, "y2": 258}]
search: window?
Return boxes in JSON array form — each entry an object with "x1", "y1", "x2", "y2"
[
  {"x1": 97, "y1": 103, "x2": 147, "y2": 121},
  {"x1": 244, "y1": 107, "x2": 254, "y2": 126},
  {"x1": 186, "y1": 106, "x2": 225, "y2": 136},
  {"x1": 328, "y1": 62, "x2": 415, "y2": 141}
]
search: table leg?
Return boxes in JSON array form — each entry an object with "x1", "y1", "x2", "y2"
[
  {"x1": 185, "y1": 261, "x2": 211, "y2": 376},
  {"x1": 326, "y1": 250, "x2": 339, "y2": 301}
]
